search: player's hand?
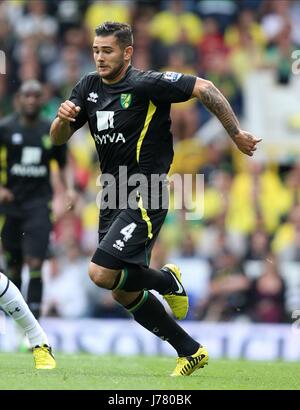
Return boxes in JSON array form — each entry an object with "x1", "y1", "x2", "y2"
[
  {"x1": 0, "y1": 187, "x2": 14, "y2": 203},
  {"x1": 65, "y1": 188, "x2": 77, "y2": 212},
  {"x1": 234, "y1": 130, "x2": 262, "y2": 156},
  {"x1": 57, "y1": 100, "x2": 81, "y2": 123}
]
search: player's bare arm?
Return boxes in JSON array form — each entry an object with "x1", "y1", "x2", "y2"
[
  {"x1": 192, "y1": 78, "x2": 262, "y2": 156},
  {"x1": 59, "y1": 156, "x2": 77, "y2": 212},
  {"x1": 50, "y1": 100, "x2": 81, "y2": 145}
]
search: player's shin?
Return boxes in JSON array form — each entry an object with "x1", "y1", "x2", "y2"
[{"x1": 125, "y1": 290, "x2": 199, "y2": 357}]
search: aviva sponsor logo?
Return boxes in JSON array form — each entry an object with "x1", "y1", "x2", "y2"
[
  {"x1": 11, "y1": 164, "x2": 47, "y2": 177},
  {"x1": 94, "y1": 133, "x2": 126, "y2": 145}
]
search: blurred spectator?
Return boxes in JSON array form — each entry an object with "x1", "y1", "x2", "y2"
[
  {"x1": 225, "y1": 9, "x2": 266, "y2": 85},
  {"x1": 225, "y1": 8, "x2": 266, "y2": 50},
  {"x1": 198, "y1": 141, "x2": 233, "y2": 184},
  {"x1": 163, "y1": 50, "x2": 199, "y2": 141},
  {"x1": 150, "y1": 239, "x2": 168, "y2": 270},
  {"x1": 0, "y1": 15, "x2": 15, "y2": 54},
  {"x1": 261, "y1": 0, "x2": 288, "y2": 43},
  {"x1": 149, "y1": 0, "x2": 203, "y2": 46},
  {"x1": 199, "y1": 250, "x2": 250, "y2": 321},
  {"x1": 227, "y1": 158, "x2": 285, "y2": 234},
  {"x1": 195, "y1": 0, "x2": 238, "y2": 33},
  {"x1": 46, "y1": 45, "x2": 90, "y2": 91},
  {"x1": 199, "y1": 213, "x2": 246, "y2": 259},
  {"x1": 272, "y1": 205, "x2": 300, "y2": 261},
  {"x1": 51, "y1": 0, "x2": 89, "y2": 34},
  {"x1": 247, "y1": 257, "x2": 287, "y2": 323},
  {"x1": 203, "y1": 49, "x2": 243, "y2": 117},
  {"x1": 43, "y1": 241, "x2": 91, "y2": 318},
  {"x1": 84, "y1": 0, "x2": 133, "y2": 39},
  {"x1": 197, "y1": 17, "x2": 226, "y2": 72},
  {"x1": 280, "y1": 162, "x2": 300, "y2": 213},
  {"x1": 131, "y1": 16, "x2": 153, "y2": 71},
  {"x1": 15, "y1": 0, "x2": 58, "y2": 41},
  {"x1": 245, "y1": 227, "x2": 270, "y2": 260},
  {"x1": 0, "y1": 76, "x2": 13, "y2": 118}
]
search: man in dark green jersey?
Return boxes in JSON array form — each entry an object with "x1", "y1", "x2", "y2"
[
  {"x1": 50, "y1": 22, "x2": 261, "y2": 376},
  {"x1": 0, "y1": 80, "x2": 74, "y2": 320}
]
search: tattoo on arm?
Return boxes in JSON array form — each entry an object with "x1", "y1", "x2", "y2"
[{"x1": 199, "y1": 83, "x2": 240, "y2": 140}]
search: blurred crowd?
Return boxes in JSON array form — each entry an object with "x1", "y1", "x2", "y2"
[{"x1": 1, "y1": 0, "x2": 300, "y2": 323}]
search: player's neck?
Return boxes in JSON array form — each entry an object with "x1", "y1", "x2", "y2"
[
  {"x1": 102, "y1": 62, "x2": 131, "y2": 85},
  {"x1": 20, "y1": 115, "x2": 39, "y2": 127}
]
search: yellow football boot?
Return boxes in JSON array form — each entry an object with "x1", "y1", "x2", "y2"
[
  {"x1": 162, "y1": 264, "x2": 189, "y2": 320},
  {"x1": 171, "y1": 346, "x2": 209, "y2": 376},
  {"x1": 33, "y1": 344, "x2": 56, "y2": 369}
]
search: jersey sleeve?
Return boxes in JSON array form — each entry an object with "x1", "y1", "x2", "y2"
[
  {"x1": 69, "y1": 77, "x2": 89, "y2": 131},
  {"x1": 52, "y1": 143, "x2": 67, "y2": 169},
  {"x1": 136, "y1": 71, "x2": 197, "y2": 104}
]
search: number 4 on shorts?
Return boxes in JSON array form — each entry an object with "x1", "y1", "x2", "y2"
[{"x1": 120, "y1": 223, "x2": 137, "y2": 241}]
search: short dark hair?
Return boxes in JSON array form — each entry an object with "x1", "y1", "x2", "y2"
[
  {"x1": 19, "y1": 79, "x2": 42, "y2": 95},
  {"x1": 95, "y1": 21, "x2": 133, "y2": 49}
]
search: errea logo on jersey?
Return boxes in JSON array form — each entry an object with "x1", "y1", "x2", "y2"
[
  {"x1": 87, "y1": 92, "x2": 98, "y2": 103},
  {"x1": 113, "y1": 239, "x2": 125, "y2": 251}
]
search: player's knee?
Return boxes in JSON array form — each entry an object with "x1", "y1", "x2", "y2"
[
  {"x1": 88, "y1": 262, "x2": 118, "y2": 289},
  {"x1": 25, "y1": 257, "x2": 43, "y2": 271}
]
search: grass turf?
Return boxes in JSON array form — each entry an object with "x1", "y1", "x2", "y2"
[{"x1": 0, "y1": 353, "x2": 299, "y2": 390}]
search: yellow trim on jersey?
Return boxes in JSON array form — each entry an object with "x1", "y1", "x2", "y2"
[
  {"x1": 136, "y1": 100, "x2": 157, "y2": 163},
  {"x1": 0, "y1": 146, "x2": 7, "y2": 185},
  {"x1": 138, "y1": 193, "x2": 153, "y2": 240}
]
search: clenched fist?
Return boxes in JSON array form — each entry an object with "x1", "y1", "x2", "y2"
[
  {"x1": 57, "y1": 100, "x2": 81, "y2": 123},
  {"x1": 234, "y1": 130, "x2": 262, "y2": 157}
]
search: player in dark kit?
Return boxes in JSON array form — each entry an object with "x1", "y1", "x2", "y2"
[
  {"x1": 0, "y1": 80, "x2": 73, "y2": 320},
  {"x1": 0, "y1": 80, "x2": 64, "y2": 369},
  {"x1": 50, "y1": 22, "x2": 261, "y2": 376}
]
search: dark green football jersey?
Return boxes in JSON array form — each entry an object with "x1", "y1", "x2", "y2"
[
  {"x1": 0, "y1": 113, "x2": 67, "y2": 205},
  {"x1": 69, "y1": 66, "x2": 196, "y2": 181}
]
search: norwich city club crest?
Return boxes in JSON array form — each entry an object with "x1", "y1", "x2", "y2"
[{"x1": 120, "y1": 93, "x2": 132, "y2": 109}]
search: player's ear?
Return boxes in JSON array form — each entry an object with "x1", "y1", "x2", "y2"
[{"x1": 124, "y1": 46, "x2": 133, "y2": 62}]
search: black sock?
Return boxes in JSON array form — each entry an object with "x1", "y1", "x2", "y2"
[
  {"x1": 8, "y1": 274, "x2": 21, "y2": 292},
  {"x1": 6, "y1": 265, "x2": 22, "y2": 291},
  {"x1": 125, "y1": 291, "x2": 200, "y2": 357},
  {"x1": 112, "y1": 265, "x2": 175, "y2": 294},
  {"x1": 27, "y1": 271, "x2": 42, "y2": 319}
]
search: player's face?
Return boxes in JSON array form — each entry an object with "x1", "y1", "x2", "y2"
[
  {"x1": 19, "y1": 91, "x2": 42, "y2": 119},
  {"x1": 93, "y1": 35, "x2": 133, "y2": 83}
]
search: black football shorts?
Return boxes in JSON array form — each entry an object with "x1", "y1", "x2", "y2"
[
  {"x1": 91, "y1": 207, "x2": 168, "y2": 269},
  {"x1": 1, "y1": 203, "x2": 52, "y2": 261}
]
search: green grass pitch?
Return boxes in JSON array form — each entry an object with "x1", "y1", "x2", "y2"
[{"x1": 0, "y1": 353, "x2": 299, "y2": 390}]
